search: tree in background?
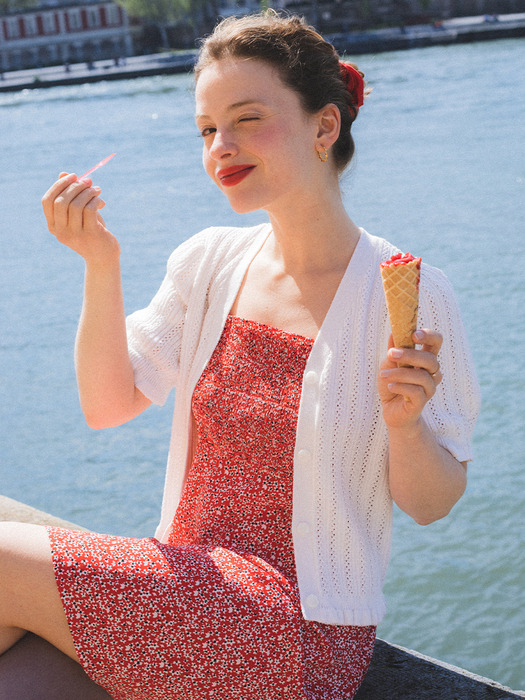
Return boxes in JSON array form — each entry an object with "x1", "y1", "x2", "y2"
[
  {"x1": 115, "y1": 0, "x2": 219, "y2": 48},
  {"x1": 0, "y1": 0, "x2": 38, "y2": 13}
]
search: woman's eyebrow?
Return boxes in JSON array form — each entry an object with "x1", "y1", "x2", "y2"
[{"x1": 195, "y1": 100, "x2": 266, "y2": 120}]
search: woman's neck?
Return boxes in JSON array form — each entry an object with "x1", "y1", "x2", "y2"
[
  {"x1": 231, "y1": 190, "x2": 361, "y2": 339},
  {"x1": 266, "y1": 193, "x2": 361, "y2": 275}
]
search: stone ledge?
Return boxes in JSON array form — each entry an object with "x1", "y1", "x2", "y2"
[
  {"x1": 0, "y1": 494, "x2": 88, "y2": 531},
  {"x1": 2, "y1": 494, "x2": 523, "y2": 698},
  {"x1": 355, "y1": 639, "x2": 525, "y2": 699}
]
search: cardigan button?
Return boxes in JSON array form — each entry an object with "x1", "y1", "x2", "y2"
[
  {"x1": 296, "y1": 449, "x2": 311, "y2": 466},
  {"x1": 296, "y1": 522, "x2": 310, "y2": 536},
  {"x1": 306, "y1": 594, "x2": 319, "y2": 609},
  {"x1": 304, "y1": 370, "x2": 318, "y2": 386}
]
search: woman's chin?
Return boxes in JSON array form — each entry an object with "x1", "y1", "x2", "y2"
[{"x1": 223, "y1": 196, "x2": 265, "y2": 216}]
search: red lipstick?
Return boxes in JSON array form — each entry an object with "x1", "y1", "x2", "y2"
[{"x1": 217, "y1": 165, "x2": 255, "y2": 187}]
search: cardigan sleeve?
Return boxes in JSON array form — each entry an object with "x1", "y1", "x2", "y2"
[
  {"x1": 125, "y1": 229, "x2": 213, "y2": 406},
  {"x1": 418, "y1": 264, "x2": 481, "y2": 462}
]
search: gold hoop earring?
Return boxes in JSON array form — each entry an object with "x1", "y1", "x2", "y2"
[{"x1": 317, "y1": 147, "x2": 328, "y2": 162}]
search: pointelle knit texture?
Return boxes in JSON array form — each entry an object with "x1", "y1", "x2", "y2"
[{"x1": 126, "y1": 223, "x2": 481, "y2": 627}]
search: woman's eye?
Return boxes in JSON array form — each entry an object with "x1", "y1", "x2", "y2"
[
  {"x1": 239, "y1": 116, "x2": 260, "y2": 123},
  {"x1": 199, "y1": 127, "x2": 216, "y2": 137}
]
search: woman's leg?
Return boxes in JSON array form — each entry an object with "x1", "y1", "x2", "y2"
[
  {"x1": 0, "y1": 521, "x2": 76, "y2": 659},
  {"x1": 0, "y1": 522, "x2": 112, "y2": 697},
  {"x1": 0, "y1": 633, "x2": 112, "y2": 699}
]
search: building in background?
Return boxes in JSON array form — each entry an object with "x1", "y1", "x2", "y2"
[
  {"x1": 0, "y1": 1, "x2": 134, "y2": 71},
  {"x1": 2, "y1": 0, "x2": 525, "y2": 70}
]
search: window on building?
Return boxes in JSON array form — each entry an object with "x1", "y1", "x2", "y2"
[
  {"x1": 105, "y1": 4, "x2": 121, "y2": 25},
  {"x1": 88, "y1": 8, "x2": 101, "y2": 28},
  {"x1": 6, "y1": 17, "x2": 21, "y2": 39},
  {"x1": 24, "y1": 16, "x2": 38, "y2": 36},
  {"x1": 42, "y1": 13, "x2": 56, "y2": 35},
  {"x1": 68, "y1": 9, "x2": 82, "y2": 31}
]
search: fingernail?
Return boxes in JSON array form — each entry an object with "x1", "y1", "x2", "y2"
[
  {"x1": 390, "y1": 348, "x2": 403, "y2": 359},
  {"x1": 414, "y1": 331, "x2": 424, "y2": 341}
]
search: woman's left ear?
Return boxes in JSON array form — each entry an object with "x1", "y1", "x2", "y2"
[{"x1": 316, "y1": 103, "x2": 341, "y2": 149}]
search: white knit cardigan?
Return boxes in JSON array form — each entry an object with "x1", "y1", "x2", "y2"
[{"x1": 126, "y1": 223, "x2": 481, "y2": 627}]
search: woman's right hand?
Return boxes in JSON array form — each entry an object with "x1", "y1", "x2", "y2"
[
  {"x1": 43, "y1": 174, "x2": 149, "y2": 427},
  {"x1": 42, "y1": 172, "x2": 120, "y2": 264}
]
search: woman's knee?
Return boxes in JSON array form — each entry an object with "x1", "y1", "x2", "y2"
[
  {"x1": 0, "y1": 522, "x2": 78, "y2": 661},
  {"x1": 0, "y1": 522, "x2": 53, "y2": 620},
  {"x1": 0, "y1": 522, "x2": 52, "y2": 591}
]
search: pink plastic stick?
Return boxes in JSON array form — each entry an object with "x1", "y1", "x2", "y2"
[{"x1": 79, "y1": 153, "x2": 116, "y2": 180}]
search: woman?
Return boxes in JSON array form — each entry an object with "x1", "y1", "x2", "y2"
[{"x1": 1, "y1": 12, "x2": 480, "y2": 700}]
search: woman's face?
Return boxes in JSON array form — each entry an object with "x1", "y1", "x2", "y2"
[{"x1": 195, "y1": 58, "x2": 322, "y2": 216}]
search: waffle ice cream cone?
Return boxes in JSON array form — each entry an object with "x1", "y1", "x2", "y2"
[{"x1": 380, "y1": 253, "x2": 421, "y2": 352}]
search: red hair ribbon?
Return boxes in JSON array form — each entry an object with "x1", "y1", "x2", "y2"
[{"x1": 339, "y1": 61, "x2": 365, "y2": 112}]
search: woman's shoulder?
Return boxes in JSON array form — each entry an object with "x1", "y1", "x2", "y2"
[
  {"x1": 166, "y1": 222, "x2": 271, "y2": 270},
  {"x1": 358, "y1": 229, "x2": 400, "y2": 261}
]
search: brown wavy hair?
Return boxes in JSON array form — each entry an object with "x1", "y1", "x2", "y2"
[{"x1": 195, "y1": 12, "x2": 365, "y2": 172}]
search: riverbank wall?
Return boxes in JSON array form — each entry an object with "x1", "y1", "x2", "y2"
[
  {"x1": 0, "y1": 51, "x2": 196, "y2": 93},
  {"x1": 1, "y1": 493, "x2": 524, "y2": 699},
  {"x1": 0, "y1": 12, "x2": 524, "y2": 93},
  {"x1": 327, "y1": 11, "x2": 525, "y2": 54}
]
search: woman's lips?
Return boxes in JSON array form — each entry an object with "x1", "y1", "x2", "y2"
[{"x1": 217, "y1": 165, "x2": 255, "y2": 187}]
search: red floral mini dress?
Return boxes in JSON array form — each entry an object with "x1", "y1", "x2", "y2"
[{"x1": 48, "y1": 316, "x2": 376, "y2": 700}]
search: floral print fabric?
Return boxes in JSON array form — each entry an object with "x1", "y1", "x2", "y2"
[{"x1": 48, "y1": 316, "x2": 375, "y2": 699}]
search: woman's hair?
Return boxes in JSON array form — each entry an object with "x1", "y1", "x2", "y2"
[{"x1": 195, "y1": 11, "x2": 365, "y2": 172}]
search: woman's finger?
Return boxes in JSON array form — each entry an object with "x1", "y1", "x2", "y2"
[
  {"x1": 384, "y1": 366, "x2": 437, "y2": 401},
  {"x1": 52, "y1": 179, "x2": 94, "y2": 237},
  {"x1": 44, "y1": 174, "x2": 89, "y2": 233},
  {"x1": 388, "y1": 346, "x2": 440, "y2": 376},
  {"x1": 389, "y1": 328, "x2": 442, "y2": 375},
  {"x1": 66, "y1": 186, "x2": 102, "y2": 232},
  {"x1": 42, "y1": 173, "x2": 77, "y2": 231},
  {"x1": 81, "y1": 191, "x2": 105, "y2": 230},
  {"x1": 413, "y1": 329, "x2": 443, "y2": 355}
]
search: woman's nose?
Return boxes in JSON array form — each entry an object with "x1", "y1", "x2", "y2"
[{"x1": 208, "y1": 130, "x2": 238, "y2": 160}]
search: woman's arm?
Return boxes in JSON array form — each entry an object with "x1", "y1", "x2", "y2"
[
  {"x1": 377, "y1": 329, "x2": 467, "y2": 525},
  {"x1": 75, "y1": 256, "x2": 151, "y2": 428},
  {"x1": 42, "y1": 173, "x2": 151, "y2": 428}
]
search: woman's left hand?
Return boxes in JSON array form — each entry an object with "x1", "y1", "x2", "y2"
[{"x1": 378, "y1": 329, "x2": 442, "y2": 430}]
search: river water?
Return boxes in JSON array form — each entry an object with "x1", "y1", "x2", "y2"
[{"x1": 1, "y1": 38, "x2": 524, "y2": 689}]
